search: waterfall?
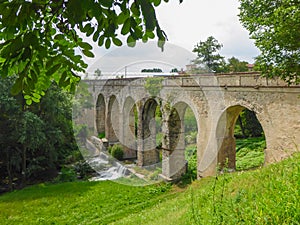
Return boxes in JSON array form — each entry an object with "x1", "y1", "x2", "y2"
[
  {"x1": 85, "y1": 137, "x2": 130, "y2": 181},
  {"x1": 89, "y1": 156, "x2": 129, "y2": 181}
]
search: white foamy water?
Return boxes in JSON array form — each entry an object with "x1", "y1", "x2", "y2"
[{"x1": 88, "y1": 152, "x2": 129, "y2": 181}]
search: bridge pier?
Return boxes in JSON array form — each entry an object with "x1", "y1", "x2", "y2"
[
  {"x1": 137, "y1": 100, "x2": 160, "y2": 166},
  {"x1": 162, "y1": 107, "x2": 187, "y2": 180}
]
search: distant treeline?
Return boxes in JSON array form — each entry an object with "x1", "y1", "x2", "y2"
[{"x1": 141, "y1": 68, "x2": 163, "y2": 73}]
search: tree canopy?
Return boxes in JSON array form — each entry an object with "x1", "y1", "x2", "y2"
[
  {"x1": 192, "y1": 36, "x2": 227, "y2": 73},
  {"x1": 0, "y1": 0, "x2": 182, "y2": 104},
  {"x1": 239, "y1": 0, "x2": 300, "y2": 83}
]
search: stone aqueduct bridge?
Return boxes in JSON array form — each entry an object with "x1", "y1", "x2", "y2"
[{"x1": 81, "y1": 73, "x2": 300, "y2": 180}]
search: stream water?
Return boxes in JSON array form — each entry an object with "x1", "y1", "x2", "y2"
[
  {"x1": 88, "y1": 152, "x2": 129, "y2": 181},
  {"x1": 85, "y1": 139, "x2": 129, "y2": 181}
]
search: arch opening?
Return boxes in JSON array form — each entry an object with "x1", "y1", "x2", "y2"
[
  {"x1": 96, "y1": 94, "x2": 106, "y2": 137},
  {"x1": 138, "y1": 98, "x2": 161, "y2": 166},
  {"x1": 217, "y1": 105, "x2": 266, "y2": 172},
  {"x1": 162, "y1": 102, "x2": 198, "y2": 180},
  {"x1": 107, "y1": 95, "x2": 120, "y2": 144},
  {"x1": 122, "y1": 97, "x2": 138, "y2": 159}
]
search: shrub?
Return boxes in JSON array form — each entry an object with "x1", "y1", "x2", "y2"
[
  {"x1": 98, "y1": 132, "x2": 105, "y2": 139},
  {"x1": 74, "y1": 160, "x2": 95, "y2": 180},
  {"x1": 111, "y1": 144, "x2": 124, "y2": 160},
  {"x1": 55, "y1": 167, "x2": 77, "y2": 182}
]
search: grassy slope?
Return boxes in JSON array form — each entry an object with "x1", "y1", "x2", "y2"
[
  {"x1": 1, "y1": 153, "x2": 299, "y2": 225},
  {"x1": 115, "y1": 153, "x2": 300, "y2": 225}
]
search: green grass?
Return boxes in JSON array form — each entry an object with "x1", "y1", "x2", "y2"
[
  {"x1": 0, "y1": 181, "x2": 173, "y2": 224},
  {"x1": 1, "y1": 153, "x2": 299, "y2": 225},
  {"x1": 236, "y1": 137, "x2": 266, "y2": 170},
  {"x1": 113, "y1": 153, "x2": 300, "y2": 225}
]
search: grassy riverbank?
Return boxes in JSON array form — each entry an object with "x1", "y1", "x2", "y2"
[{"x1": 1, "y1": 152, "x2": 299, "y2": 225}]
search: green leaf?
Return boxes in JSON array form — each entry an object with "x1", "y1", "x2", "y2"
[
  {"x1": 152, "y1": 0, "x2": 161, "y2": 7},
  {"x1": 54, "y1": 34, "x2": 64, "y2": 40},
  {"x1": 32, "y1": 97, "x2": 40, "y2": 103},
  {"x1": 82, "y1": 49, "x2": 95, "y2": 58},
  {"x1": 24, "y1": 95, "x2": 31, "y2": 100},
  {"x1": 146, "y1": 31, "x2": 155, "y2": 39},
  {"x1": 83, "y1": 23, "x2": 92, "y2": 33},
  {"x1": 92, "y1": 29, "x2": 100, "y2": 42},
  {"x1": 121, "y1": 18, "x2": 131, "y2": 35},
  {"x1": 140, "y1": 1, "x2": 156, "y2": 31},
  {"x1": 26, "y1": 98, "x2": 32, "y2": 105},
  {"x1": 101, "y1": 0, "x2": 113, "y2": 8},
  {"x1": 98, "y1": 35, "x2": 105, "y2": 46},
  {"x1": 33, "y1": 62, "x2": 40, "y2": 75},
  {"x1": 105, "y1": 38, "x2": 111, "y2": 49},
  {"x1": 127, "y1": 35, "x2": 136, "y2": 47},
  {"x1": 86, "y1": 26, "x2": 95, "y2": 37},
  {"x1": 131, "y1": 2, "x2": 140, "y2": 16},
  {"x1": 142, "y1": 35, "x2": 148, "y2": 43},
  {"x1": 11, "y1": 77, "x2": 23, "y2": 95},
  {"x1": 59, "y1": 71, "x2": 69, "y2": 87},
  {"x1": 30, "y1": 69, "x2": 38, "y2": 83},
  {"x1": 32, "y1": 93, "x2": 41, "y2": 99},
  {"x1": 46, "y1": 64, "x2": 61, "y2": 76},
  {"x1": 112, "y1": 37, "x2": 122, "y2": 46},
  {"x1": 118, "y1": 10, "x2": 129, "y2": 24},
  {"x1": 78, "y1": 42, "x2": 93, "y2": 50}
]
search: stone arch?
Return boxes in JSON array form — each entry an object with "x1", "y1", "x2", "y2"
[
  {"x1": 162, "y1": 101, "x2": 199, "y2": 179},
  {"x1": 122, "y1": 96, "x2": 138, "y2": 158},
  {"x1": 216, "y1": 104, "x2": 266, "y2": 170},
  {"x1": 107, "y1": 95, "x2": 120, "y2": 143},
  {"x1": 137, "y1": 98, "x2": 160, "y2": 166},
  {"x1": 96, "y1": 93, "x2": 106, "y2": 135}
]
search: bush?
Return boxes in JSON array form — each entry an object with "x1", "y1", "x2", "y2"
[
  {"x1": 74, "y1": 160, "x2": 95, "y2": 180},
  {"x1": 111, "y1": 144, "x2": 124, "y2": 160},
  {"x1": 55, "y1": 167, "x2": 77, "y2": 182},
  {"x1": 98, "y1": 132, "x2": 105, "y2": 139}
]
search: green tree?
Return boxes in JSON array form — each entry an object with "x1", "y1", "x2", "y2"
[
  {"x1": 0, "y1": 0, "x2": 181, "y2": 102},
  {"x1": 236, "y1": 109, "x2": 263, "y2": 138},
  {"x1": 228, "y1": 57, "x2": 249, "y2": 72},
  {"x1": 192, "y1": 36, "x2": 228, "y2": 73},
  {"x1": 94, "y1": 69, "x2": 102, "y2": 78},
  {"x1": 170, "y1": 68, "x2": 179, "y2": 73},
  {"x1": 239, "y1": 0, "x2": 300, "y2": 83},
  {"x1": 18, "y1": 111, "x2": 46, "y2": 185},
  {"x1": 0, "y1": 77, "x2": 80, "y2": 191}
]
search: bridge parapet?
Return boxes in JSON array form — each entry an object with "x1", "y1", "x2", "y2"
[{"x1": 84, "y1": 72, "x2": 298, "y2": 88}]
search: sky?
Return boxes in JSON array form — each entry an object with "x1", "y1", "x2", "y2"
[{"x1": 86, "y1": 0, "x2": 260, "y2": 76}]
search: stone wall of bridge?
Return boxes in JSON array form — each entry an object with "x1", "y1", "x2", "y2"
[{"x1": 80, "y1": 73, "x2": 300, "y2": 180}]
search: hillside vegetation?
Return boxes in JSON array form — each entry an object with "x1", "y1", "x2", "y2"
[{"x1": 0, "y1": 153, "x2": 299, "y2": 225}]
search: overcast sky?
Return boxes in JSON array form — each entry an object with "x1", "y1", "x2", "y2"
[{"x1": 86, "y1": 0, "x2": 260, "y2": 75}]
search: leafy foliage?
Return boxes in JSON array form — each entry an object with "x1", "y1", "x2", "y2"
[
  {"x1": 141, "y1": 68, "x2": 163, "y2": 73},
  {"x1": 227, "y1": 57, "x2": 249, "y2": 72},
  {"x1": 192, "y1": 36, "x2": 228, "y2": 73},
  {"x1": 239, "y1": 0, "x2": 300, "y2": 83},
  {"x1": 0, "y1": 77, "x2": 79, "y2": 191},
  {"x1": 144, "y1": 77, "x2": 164, "y2": 97},
  {"x1": 235, "y1": 109, "x2": 264, "y2": 138},
  {"x1": 0, "y1": 0, "x2": 180, "y2": 102},
  {"x1": 111, "y1": 144, "x2": 124, "y2": 160}
]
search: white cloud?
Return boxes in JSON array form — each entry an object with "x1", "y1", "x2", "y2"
[
  {"x1": 86, "y1": 0, "x2": 260, "y2": 73},
  {"x1": 156, "y1": 0, "x2": 259, "y2": 62}
]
